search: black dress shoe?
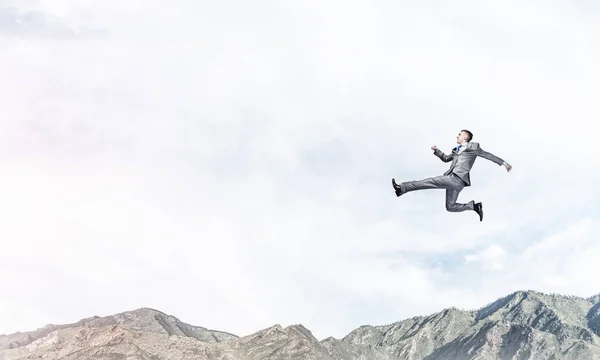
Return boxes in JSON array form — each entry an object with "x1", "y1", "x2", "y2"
[
  {"x1": 474, "y1": 202, "x2": 483, "y2": 221},
  {"x1": 392, "y1": 178, "x2": 402, "y2": 197}
]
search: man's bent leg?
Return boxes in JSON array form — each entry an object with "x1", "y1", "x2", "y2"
[{"x1": 445, "y1": 188, "x2": 475, "y2": 212}]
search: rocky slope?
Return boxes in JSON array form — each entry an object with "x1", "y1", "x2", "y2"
[{"x1": 1, "y1": 290, "x2": 599, "y2": 360}]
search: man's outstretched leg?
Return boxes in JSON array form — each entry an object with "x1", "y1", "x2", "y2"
[{"x1": 392, "y1": 174, "x2": 463, "y2": 196}]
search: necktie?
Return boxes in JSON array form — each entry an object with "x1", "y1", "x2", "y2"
[{"x1": 456, "y1": 145, "x2": 462, "y2": 152}]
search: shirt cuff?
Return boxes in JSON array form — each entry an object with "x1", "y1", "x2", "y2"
[{"x1": 503, "y1": 161, "x2": 507, "y2": 166}]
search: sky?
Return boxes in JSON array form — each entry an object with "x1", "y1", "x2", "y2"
[{"x1": 1, "y1": 0, "x2": 599, "y2": 341}]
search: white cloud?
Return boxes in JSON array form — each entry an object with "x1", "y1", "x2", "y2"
[
  {"x1": 465, "y1": 245, "x2": 507, "y2": 270},
  {"x1": 515, "y1": 218, "x2": 600, "y2": 295},
  {"x1": 1, "y1": 0, "x2": 599, "y2": 341}
]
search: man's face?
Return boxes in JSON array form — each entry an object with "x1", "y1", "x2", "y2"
[{"x1": 456, "y1": 131, "x2": 468, "y2": 143}]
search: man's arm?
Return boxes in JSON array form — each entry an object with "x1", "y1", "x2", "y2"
[
  {"x1": 477, "y1": 147, "x2": 512, "y2": 171},
  {"x1": 431, "y1": 146, "x2": 453, "y2": 162}
]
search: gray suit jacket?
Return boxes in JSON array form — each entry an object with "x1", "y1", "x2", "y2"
[{"x1": 433, "y1": 142, "x2": 504, "y2": 186}]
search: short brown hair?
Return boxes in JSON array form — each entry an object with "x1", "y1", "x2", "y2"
[{"x1": 461, "y1": 129, "x2": 473, "y2": 142}]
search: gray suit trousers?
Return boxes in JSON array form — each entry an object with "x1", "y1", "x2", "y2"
[{"x1": 400, "y1": 173, "x2": 475, "y2": 212}]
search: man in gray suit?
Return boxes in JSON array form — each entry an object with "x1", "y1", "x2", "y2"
[{"x1": 392, "y1": 130, "x2": 511, "y2": 221}]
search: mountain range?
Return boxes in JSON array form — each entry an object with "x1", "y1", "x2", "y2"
[{"x1": 1, "y1": 290, "x2": 600, "y2": 359}]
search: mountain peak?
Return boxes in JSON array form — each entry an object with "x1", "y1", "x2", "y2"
[
  {"x1": 0, "y1": 307, "x2": 238, "y2": 352},
  {"x1": 475, "y1": 290, "x2": 595, "y2": 326}
]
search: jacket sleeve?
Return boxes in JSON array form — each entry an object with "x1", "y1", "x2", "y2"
[
  {"x1": 433, "y1": 148, "x2": 453, "y2": 162},
  {"x1": 476, "y1": 147, "x2": 505, "y2": 165}
]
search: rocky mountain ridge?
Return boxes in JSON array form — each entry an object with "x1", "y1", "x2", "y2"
[{"x1": 1, "y1": 290, "x2": 599, "y2": 360}]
